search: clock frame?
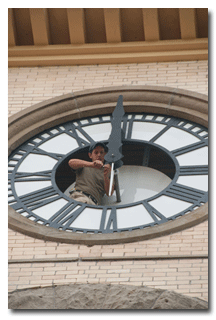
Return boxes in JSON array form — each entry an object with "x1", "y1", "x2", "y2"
[{"x1": 8, "y1": 86, "x2": 208, "y2": 245}]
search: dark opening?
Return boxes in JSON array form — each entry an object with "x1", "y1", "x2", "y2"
[{"x1": 55, "y1": 142, "x2": 176, "y2": 193}]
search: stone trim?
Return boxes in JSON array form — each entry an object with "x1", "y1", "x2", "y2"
[
  {"x1": 8, "y1": 254, "x2": 208, "y2": 265},
  {"x1": 8, "y1": 85, "x2": 208, "y2": 245}
]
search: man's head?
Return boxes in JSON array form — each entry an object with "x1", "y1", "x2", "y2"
[{"x1": 88, "y1": 143, "x2": 108, "y2": 163}]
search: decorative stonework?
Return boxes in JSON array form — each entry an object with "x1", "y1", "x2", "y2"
[{"x1": 8, "y1": 283, "x2": 208, "y2": 309}]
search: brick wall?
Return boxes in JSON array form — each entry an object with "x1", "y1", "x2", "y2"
[
  {"x1": 8, "y1": 60, "x2": 208, "y2": 116},
  {"x1": 8, "y1": 60, "x2": 208, "y2": 302},
  {"x1": 8, "y1": 222, "x2": 208, "y2": 301}
]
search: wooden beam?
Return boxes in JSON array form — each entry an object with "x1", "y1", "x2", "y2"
[
  {"x1": 67, "y1": 8, "x2": 86, "y2": 44},
  {"x1": 29, "y1": 8, "x2": 50, "y2": 45},
  {"x1": 142, "y1": 9, "x2": 160, "y2": 41},
  {"x1": 179, "y1": 8, "x2": 197, "y2": 39},
  {"x1": 104, "y1": 8, "x2": 122, "y2": 43},
  {"x1": 8, "y1": 48, "x2": 208, "y2": 68},
  {"x1": 8, "y1": 39, "x2": 208, "y2": 58},
  {"x1": 8, "y1": 9, "x2": 17, "y2": 46}
]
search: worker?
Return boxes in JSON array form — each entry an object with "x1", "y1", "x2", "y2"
[{"x1": 68, "y1": 142, "x2": 114, "y2": 205}]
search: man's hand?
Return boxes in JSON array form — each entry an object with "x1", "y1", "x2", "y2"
[{"x1": 92, "y1": 160, "x2": 104, "y2": 169}]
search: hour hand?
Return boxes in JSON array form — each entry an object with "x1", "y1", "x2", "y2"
[
  {"x1": 105, "y1": 95, "x2": 125, "y2": 197},
  {"x1": 104, "y1": 95, "x2": 125, "y2": 168}
]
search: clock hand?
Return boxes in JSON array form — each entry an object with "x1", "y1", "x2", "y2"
[
  {"x1": 104, "y1": 95, "x2": 125, "y2": 197},
  {"x1": 109, "y1": 162, "x2": 115, "y2": 196},
  {"x1": 105, "y1": 95, "x2": 125, "y2": 166}
]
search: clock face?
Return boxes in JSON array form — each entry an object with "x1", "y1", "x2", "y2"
[{"x1": 8, "y1": 113, "x2": 208, "y2": 234}]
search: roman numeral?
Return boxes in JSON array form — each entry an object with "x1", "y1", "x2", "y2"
[
  {"x1": 179, "y1": 165, "x2": 208, "y2": 176},
  {"x1": 75, "y1": 127, "x2": 95, "y2": 144},
  {"x1": 13, "y1": 170, "x2": 52, "y2": 182},
  {"x1": 12, "y1": 186, "x2": 60, "y2": 211},
  {"x1": 68, "y1": 125, "x2": 90, "y2": 147},
  {"x1": 49, "y1": 202, "x2": 85, "y2": 229},
  {"x1": 175, "y1": 121, "x2": 207, "y2": 137},
  {"x1": 32, "y1": 146, "x2": 63, "y2": 160},
  {"x1": 18, "y1": 143, "x2": 64, "y2": 160},
  {"x1": 66, "y1": 124, "x2": 96, "y2": 147},
  {"x1": 100, "y1": 207, "x2": 117, "y2": 232},
  {"x1": 149, "y1": 118, "x2": 182, "y2": 143},
  {"x1": 149, "y1": 125, "x2": 170, "y2": 143},
  {"x1": 142, "y1": 201, "x2": 168, "y2": 223},
  {"x1": 164, "y1": 183, "x2": 207, "y2": 203},
  {"x1": 172, "y1": 141, "x2": 207, "y2": 157},
  {"x1": 126, "y1": 115, "x2": 135, "y2": 140}
]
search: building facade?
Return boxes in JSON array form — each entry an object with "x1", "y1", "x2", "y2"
[{"x1": 8, "y1": 8, "x2": 208, "y2": 304}]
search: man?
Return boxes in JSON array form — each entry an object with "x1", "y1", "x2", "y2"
[{"x1": 68, "y1": 142, "x2": 114, "y2": 205}]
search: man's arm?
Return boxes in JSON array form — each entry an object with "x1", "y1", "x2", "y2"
[{"x1": 68, "y1": 159, "x2": 104, "y2": 170}]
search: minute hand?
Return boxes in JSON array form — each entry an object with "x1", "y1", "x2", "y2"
[{"x1": 104, "y1": 95, "x2": 125, "y2": 165}]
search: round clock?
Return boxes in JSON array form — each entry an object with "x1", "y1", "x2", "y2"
[{"x1": 8, "y1": 86, "x2": 208, "y2": 245}]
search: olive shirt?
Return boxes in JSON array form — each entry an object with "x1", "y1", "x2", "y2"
[{"x1": 72, "y1": 166, "x2": 106, "y2": 205}]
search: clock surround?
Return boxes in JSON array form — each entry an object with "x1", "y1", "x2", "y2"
[{"x1": 8, "y1": 86, "x2": 208, "y2": 245}]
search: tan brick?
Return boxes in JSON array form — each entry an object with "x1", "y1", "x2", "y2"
[
  {"x1": 130, "y1": 277, "x2": 150, "y2": 282},
  {"x1": 167, "y1": 280, "x2": 189, "y2": 285},
  {"x1": 56, "y1": 270, "x2": 78, "y2": 275},
  {"x1": 155, "y1": 268, "x2": 177, "y2": 273},
  {"x1": 119, "y1": 273, "x2": 131, "y2": 278},
  {"x1": 85, "y1": 269, "x2": 107, "y2": 274},
  {"x1": 100, "y1": 265, "x2": 121, "y2": 270},
  {"x1": 89, "y1": 266, "x2": 100, "y2": 270},
  {"x1": 112, "y1": 260, "x2": 133, "y2": 265},
  {"x1": 30, "y1": 280, "x2": 53, "y2": 285},
  {"x1": 108, "y1": 269, "x2": 130, "y2": 274},
  {"x1": 191, "y1": 279, "x2": 208, "y2": 284},
  {"x1": 12, "y1": 255, "x2": 34, "y2": 260},
  {"x1": 120, "y1": 281, "x2": 142, "y2": 286},
  {"x1": 160, "y1": 285, "x2": 179, "y2": 290},
  {"x1": 8, "y1": 276, "x2": 19, "y2": 281},
  {"x1": 137, "y1": 261, "x2": 156, "y2": 266},
  {"x1": 16, "y1": 278, "x2": 30, "y2": 284},
  {"x1": 43, "y1": 275, "x2": 65, "y2": 280},
  {"x1": 65, "y1": 265, "x2": 89, "y2": 271},
  {"x1": 16, "y1": 271, "x2": 32, "y2": 277},
  {"x1": 153, "y1": 276, "x2": 167, "y2": 281},
  {"x1": 189, "y1": 288, "x2": 207, "y2": 293},
  {"x1": 143, "y1": 281, "x2": 166, "y2": 286},
  {"x1": 42, "y1": 263, "x2": 61, "y2": 271},
  {"x1": 8, "y1": 268, "x2": 21, "y2": 273},
  {"x1": 17, "y1": 284, "x2": 41, "y2": 290},
  {"x1": 9, "y1": 263, "x2": 32, "y2": 268},
  {"x1": 130, "y1": 268, "x2": 145, "y2": 273},
  {"x1": 87, "y1": 278, "x2": 100, "y2": 284},
  {"x1": 177, "y1": 275, "x2": 200, "y2": 281},
  {"x1": 98, "y1": 278, "x2": 107, "y2": 283}
]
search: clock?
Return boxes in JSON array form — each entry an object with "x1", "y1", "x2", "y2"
[{"x1": 8, "y1": 86, "x2": 208, "y2": 245}]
